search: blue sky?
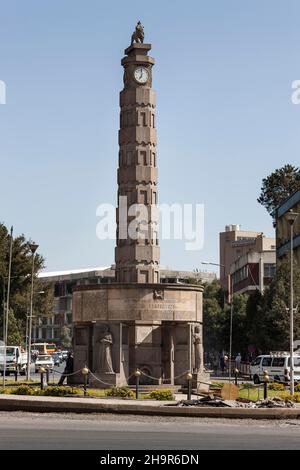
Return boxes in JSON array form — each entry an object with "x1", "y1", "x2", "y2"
[{"x1": 0, "y1": 0, "x2": 299, "y2": 275}]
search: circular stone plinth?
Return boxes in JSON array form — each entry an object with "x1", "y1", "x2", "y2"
[{"x1": 73, "y1": 283, "x2": 203, "y2": 323}]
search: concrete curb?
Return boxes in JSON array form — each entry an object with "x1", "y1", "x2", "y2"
[{"x1": 0, "y1": 395, "x2": 300, "y2": 419}]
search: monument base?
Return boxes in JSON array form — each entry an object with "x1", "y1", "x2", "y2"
[
  {"x1": 72, "y1": 284, "x2": 205, "y2": 389},
  {"x1": 89, "y1": 372, "x2": 126, "y2": 389},
  {"x1": 192, "y1": 371, "x2": 211, "y2": 393}
]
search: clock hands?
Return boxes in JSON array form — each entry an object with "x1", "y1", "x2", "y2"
[{"x1": 134, "y1": 67, "x2": 148, "y2": 83}]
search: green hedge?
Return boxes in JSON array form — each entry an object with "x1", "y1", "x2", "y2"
[
  {"x1": 2, "y1": 385, "x2": 81, "y2": 397},
  {"x1": 43, "y1": 386, "x2": 81, "y2": 396},
  {"x1": 149, "y1": 389, "x2": 175, "y2": 401},
  {"x1": 105, "y1": 387, "x2": 135, "y2": 399},
  {"x1": 278, "y1": 392, "x2": 300, "y2": 403},
  {"x1": 10, "y1": 385, "x2": 39, "y2": 396}
]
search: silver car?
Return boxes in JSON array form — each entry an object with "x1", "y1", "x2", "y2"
[{"x1": 35, "y1": 355, "x2": 54, "y2": 373}]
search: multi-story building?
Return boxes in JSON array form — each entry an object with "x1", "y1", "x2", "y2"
[
  {"x1": 276, "y1": 188, "x2": 300, "y2": 265},
  {"x1": 220, "y1": 224, "x2": 276, "y2": 291},
  {"x1": 36, "y1": 266, "x2": 216, "y2": 345},
  {"x1": 230, "y1": 251, "x2": 276, "y2": 295}
]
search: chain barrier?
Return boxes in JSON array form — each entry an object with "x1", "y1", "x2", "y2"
[
  {"x1": 50, "y1": 367, "x2": 197, "y2": 387},
  {"x1": 138, "y1": 369, "x2": 190, "y2": 382},
  {"x1": 52, "y1": 368, "x2": 83, "y2": 377},
  {"x1": 195, "y1": 379, "x2": 211, "y2": 387},
  {"x1": 88, "y1": 370, "x2": 118, "y2": 387}
]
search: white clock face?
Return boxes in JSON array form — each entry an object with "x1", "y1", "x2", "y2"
[{"x1": 134, "y1": 67, "x2": 149, "y2": 84}]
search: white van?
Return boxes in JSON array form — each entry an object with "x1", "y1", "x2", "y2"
[{"x1": 250, "y1": 352, "x2": 300, "y2": 384}]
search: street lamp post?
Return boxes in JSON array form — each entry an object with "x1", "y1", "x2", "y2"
[
  {"x1": 26, "y1": 243, "x2": 39, "y2": 381},
  {"x1": 286, "y1": 210, "x2": 299, "y2": 396},
  {"x1": 3, "y1": 227, "x2": 13, "y2": 388},
  {"x1": 201, "y1": 261, "x2": 226, "y2": 307},
  {"x1": 228, "y1": 274, "x2": 233, "y2": 381}
]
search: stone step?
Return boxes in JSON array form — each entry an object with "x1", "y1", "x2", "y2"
[{"x1": 129, "y1": 385, "x2": 181, "y2": 393}]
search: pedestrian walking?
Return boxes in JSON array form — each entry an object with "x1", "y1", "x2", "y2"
[
  {"x1": 57, "y1": 351, "x2": 73, "y2": 385},
  {"x1": 219, "y1": 352, "x2": 226, "y2": 375},
  {"x1": 235, "y1": 353, "x2": 242, "y2": 370}
]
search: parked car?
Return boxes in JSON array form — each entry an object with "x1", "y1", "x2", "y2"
[
  {"x1": 250, "y1": 352, "x2": 300, "y2": 384},
  {"x1": 51, "y1": 353, "x2": 61, "y2": 367},
  {"x1": 61, "y1": 350, "x2": 69, "y2": 361},
  {"x1": 35, "y1": 355, "x2": 54, "y2": 373},
  {"x1": 56, "y1": 350, "x2": 63, "y2": 362}
]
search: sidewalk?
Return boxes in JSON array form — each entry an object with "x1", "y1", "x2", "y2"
[{"x1": 0, "y1": 393, "x2": 300, "y2": 419}]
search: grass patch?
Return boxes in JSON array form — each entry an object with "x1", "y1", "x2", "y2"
[
  {"x1": 86, "y1": 388, "x2": 107, "y2": 398},
  {"x1": 211, "y1": 381, "x2": 224, "y2": 389},
  {"x1": 238, "y1": 386, "x2": 290, "y2": 401},
  {"x1": 4, "y1": 379, "x2": 40, "y2": 386}
]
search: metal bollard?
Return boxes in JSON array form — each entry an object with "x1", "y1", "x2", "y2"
[
  {"x1": 263, "y1": 370, "x2": 269, "y2": 399},
  {"x1": 186, "y1": 372, "x2": 193, "y2": 400},
  {"x1": 82, "y1": 366, "x2": 89, "y2": 396},
  {"x1": 46, "y1": 368, "x2": 50, "y2": 386},
  {"x1": 39, "y1": 367, "x2": 46, "y2": 391},
  {"x1": 134, "y1": 369, "x2": 141, "y2": 399},
  {"x1": 234, "y1": 368, "x2": 239, "y2": 386}
]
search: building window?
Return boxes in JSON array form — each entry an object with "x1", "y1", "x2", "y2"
[
  {"x1": 54, "y1": 329, "x2": 60, "y2": 339},
  {"x1": 54, "y1": 282, "x2": 66, "y2": 297},
  {"x1": 264, "y1": 263, "x2": 276, "y2": 278},
  {"x1": 42, "y1": 328, "x2": 47, "y2": 339},
  {"x1": 66, "y1": 281, "x2": 76, "y2": 295},
  {"x1": 233, "y1": 265, "x2": 248, "y2": 285}
]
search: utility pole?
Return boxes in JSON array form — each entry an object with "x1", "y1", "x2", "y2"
[{"x1": 26, "y1": 243, "x2": 39, "y2": 381}]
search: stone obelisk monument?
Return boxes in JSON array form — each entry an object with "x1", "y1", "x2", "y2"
[
  {"x1": 115, "y1": 23, "x2": 159, "y2": 284},
  {"x1": 72, "y1": 23, "x2": 209, "y2": 391}
]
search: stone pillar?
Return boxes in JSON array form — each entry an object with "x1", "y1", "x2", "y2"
[{"x1": 115, "y1": 42, "x2": 160, "y2": 284}]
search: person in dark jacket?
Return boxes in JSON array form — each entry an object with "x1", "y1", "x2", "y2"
[{"x1": 57, "y1": 351, "x2": 73, "y2": 385}]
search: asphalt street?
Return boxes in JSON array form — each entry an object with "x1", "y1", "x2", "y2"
[
  {"x1": 0, "y1": 412, "x2": 300, "y2": 450},
  {"x1": 1, "y1": 362, "x2": 65, "y2": 384}
]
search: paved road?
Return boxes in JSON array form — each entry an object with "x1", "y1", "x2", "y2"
[
  {"x1": 0, "y1": 412, "x2": 300, "y2": 450},
  {"x1": 2, "y1": 362, "x2": 65, "y2": 384}
]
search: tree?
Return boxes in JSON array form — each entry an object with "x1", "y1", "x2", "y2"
[
  {"x1": 257, "y1": 164, "x2": 300, "y2": 225},
  {"x1": 202, "y1": 280, "x2": 225, "y2": 354},
  {"x1": 230, "y1": 294, "x2": 248, "y2": 355},
  {"x1": 0, "y1": 223, "x2": 53, "y2": 346},
  {"x1": 244, "y1": 289, "x2": 264, "y2": 355},
  {"x1": 260, "y1": 257, "x2": 300, "y2": 352},
  {"x1": 0, "y1": 309, "x2": 23, "y2": 345}
]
